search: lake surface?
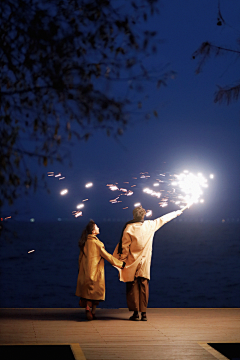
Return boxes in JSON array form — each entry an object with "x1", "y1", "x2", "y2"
[{"x1": 0, "y1": 220, "x2": 239, "y2": 308}]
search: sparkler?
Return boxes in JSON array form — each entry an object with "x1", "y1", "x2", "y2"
[{"x1": 172, "y1": 171, "x2": 208, "y2": 206}]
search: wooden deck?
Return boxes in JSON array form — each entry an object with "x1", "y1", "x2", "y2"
[{"x1": 0, "y1": 308, "x2": 240, "y2": 359}]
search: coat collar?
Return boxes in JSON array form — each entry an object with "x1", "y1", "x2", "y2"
[{"x1": 87, "y1": 234, "x2": 98, "y2": 241}]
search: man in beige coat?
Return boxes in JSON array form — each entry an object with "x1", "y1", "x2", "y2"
[{"x1": 113, "y1": 205, "x2": 186, "y2": 321}]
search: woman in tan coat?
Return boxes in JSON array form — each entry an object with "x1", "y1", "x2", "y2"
[{"x1": 76, "y1": 220, "x2": 125, "y2": 320}]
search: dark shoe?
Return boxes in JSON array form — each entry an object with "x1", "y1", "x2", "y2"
[
  {"x1": 85, "y1": 305, "x2": 93, "y2": 320},
  {"x1": 141, "y1": 312, "x2": 147, "y2": 321},
  {"x1": 129, "y1": 312, "x2": 139, "y2": 321},
  {"x1": 92, "y1": 313, "x2": 97, "y2": 320}
]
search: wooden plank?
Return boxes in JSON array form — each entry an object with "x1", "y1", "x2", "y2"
[{"x1": 1, "y1": 308, "x2": 240, "y2": 360}]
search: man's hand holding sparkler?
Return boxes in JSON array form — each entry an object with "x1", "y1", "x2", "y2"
[{"x1": 176, "y1": 202, "x2": 192, "y2": 216}]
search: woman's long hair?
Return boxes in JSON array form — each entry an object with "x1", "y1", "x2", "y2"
[{"x1": 78, "y1": 219, "x2": 96, "y2": 254}]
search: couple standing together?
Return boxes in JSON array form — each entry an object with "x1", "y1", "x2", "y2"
[{"x1": 76, "y1": 205, "x2": 186, "y2": 321}]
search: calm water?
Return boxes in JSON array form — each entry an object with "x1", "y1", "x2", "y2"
[{"x1": 0, "y1": 221, "x2": 240, "y2": 308}]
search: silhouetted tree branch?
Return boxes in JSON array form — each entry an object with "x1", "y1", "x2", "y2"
[
  {"x1": 192, "y1": 1, "x2": 240, "y2": 107},
  {"x1": 0, "y1": 0, "x2": 174, "y2": 210}
]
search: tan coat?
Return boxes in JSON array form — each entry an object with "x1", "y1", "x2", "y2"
[
  {"x1": 75, "y1": 234, "x2": 124, "y2": 301},
  {"x1": 113, "y1": 211, "x2": 179, "y2": 282}
]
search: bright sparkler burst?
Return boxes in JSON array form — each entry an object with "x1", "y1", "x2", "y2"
[
  {"x1": 173, "y1": 172, "x2": 208, "y2": 205},
  {"x1": 49, "y1": 167, "x2": 213, "y2": 219}
]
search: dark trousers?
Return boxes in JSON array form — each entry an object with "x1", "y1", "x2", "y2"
[{"x1": 126, "y1": 277, "x2": 149, "y2": 312}]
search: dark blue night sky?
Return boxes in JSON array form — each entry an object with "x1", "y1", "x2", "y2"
[{"x1": 3, "y1": 0, "x2": 240, "y2": 222}]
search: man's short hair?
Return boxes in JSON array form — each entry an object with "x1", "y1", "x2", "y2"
[{"x1": 133, "y1": 206, "x2": 146, "y2": 220}]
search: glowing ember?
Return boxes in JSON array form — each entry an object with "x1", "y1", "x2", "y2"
[
  {"x1": 119, "y1": 188, "x2": 127, "y2": 192},
  {"x1": 60, "y1": 189, "x2": 68, "y2": 195},
  {"x1": 82, "y1": 199, "x2": 88, "y2": 202},
  {"x1": 210, "y1": 174, "x2": 214, "y2": 179},
  {"x1": 55, "y1": 173, "x2": 61, "y2": 177},
  {"x1": 77, "y1": 204, "x2": 84, "y2": 209},
  {"x1": 160, "y1": 203, "x2": 168, "y2": 207},
  {"x1": 85, "y1": 182, "x2": 93, "y2": 188},
  {"x1": 109, "y1": 196, "x2": 122, "y2": 203},
  {"x1": 28, "y1": 250, "x2": 35, "y2": 254},
  {"x1": 146, "y1": 210, "x2": 152, "y2": 217},
  {"x1": 134, "y1": 202, "x2": 141, "y2": 207},
  {"x1": 143, "y1": 188, "x2": 161, "y2": 198},
  {"x1": 72, "y1": 211, "x2": 82, "y2": 218},
  {"x1": 107, "y1": 185, "x2": 119, "y2": 191}
]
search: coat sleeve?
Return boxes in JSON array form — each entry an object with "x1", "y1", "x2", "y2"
[
  {"x1": 118, "y1": 230, "x2": 131, "y2": 262},
  {"x1": 151, "y1": 211, "x2": 179, "y2": 232},
  {"x1": 99, "y1": 245, "x2": 124, "y2": 268}
]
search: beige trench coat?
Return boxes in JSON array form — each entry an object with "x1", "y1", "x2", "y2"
[
  {"x1": 76, "y1": 234, "x2": 124, "y2": 301},
  {"x1": 113, "y1": 211, "x2": 179, "y2": 282}
]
